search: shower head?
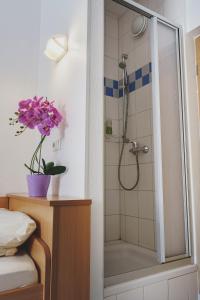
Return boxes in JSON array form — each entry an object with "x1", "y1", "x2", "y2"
[
  {"x1": 119, "y1": 53, "x2": 128, "y2": 69},
  {"x1": 119, "y1": 61, "x2": 126, "y2": 69}
]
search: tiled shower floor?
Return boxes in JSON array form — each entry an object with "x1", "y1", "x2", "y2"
[{"x1": 104, "y1": 241, "x2": 158, "y2": 278}]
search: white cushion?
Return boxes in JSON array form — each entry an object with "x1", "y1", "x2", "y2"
[
  {"x1": 0, "y1": 209, "x2": 36, "y2": 255},
  {"x1": 0, "y1": 253, "x2": 38, "y2": 291},
  {"x1": 0, "y1": 247, "x2": 17, "y2": 257}
]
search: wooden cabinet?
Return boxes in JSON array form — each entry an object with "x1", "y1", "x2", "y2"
[{"x1": 8, "y1": 194, "x2": 91, "y2": 300}]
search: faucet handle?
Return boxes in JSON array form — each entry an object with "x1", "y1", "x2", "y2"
[
  {"x1": 131, "y1": 141, "x2": 138, "y2": 149},
  {"x1": 129, "y1": 141, "x2": 149, "y2": 155}
]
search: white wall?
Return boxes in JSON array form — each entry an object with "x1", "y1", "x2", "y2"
[
  {"x1": 38, "y1": 0, "x2": 89, "y2": 197},
  {"x1": 186, "y1": 0, "x2": 200, "y2": 32},
  {"x1": 0, "y1": 0, "x2": 89, "y2": 198},
  {"x1": 0, "y1": 0, "x2": 41, "y2": 194},
  {"x1": 135, "y1": 0, "x2": 186, "y2": 27}
]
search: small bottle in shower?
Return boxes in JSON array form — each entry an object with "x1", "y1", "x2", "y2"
[{"x1": 105, "y1": 119, "x2": 112, "y2": 135}]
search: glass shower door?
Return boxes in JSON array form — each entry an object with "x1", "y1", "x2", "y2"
[{"x1": 151, "y1": 17, "x2": 190, "y2": 263}]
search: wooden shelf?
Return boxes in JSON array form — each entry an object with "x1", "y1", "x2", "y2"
[{"x1": 7, "y1": 194, "x2": 92, "y2": 207}]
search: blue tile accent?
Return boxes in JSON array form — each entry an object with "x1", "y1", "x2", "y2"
[
  {"x1": 104, "y1": 62, "x2": 152, "y2": 98},
  {"x1": 106, "y1": 87, "x2": 113, "y2": 97},
  {"x1": 142, "y1": 74, "x2": 150, "y2": 86},
  {"x1": 119, "y1": 88, "x2": 123, "y2": 98},
  {"x1": 129, "y1": 81, "x2": 135, "y2": 93},
  {"x1": 135, "y1": 68, "x2": 142, "y2": 80},
  {"x1": 113, "y1": 80, "x2": 118, "y2": 89}
]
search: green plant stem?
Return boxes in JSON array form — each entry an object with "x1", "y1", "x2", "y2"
[
  {"x1": 30, "y1": 135, "x2": 46, "y2": 174},
  {"x1": 38, "y1": 135, "x2": 43, "y2": 173}
]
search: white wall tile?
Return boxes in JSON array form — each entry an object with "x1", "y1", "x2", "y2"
[
  {"x1": 105, "y1": 96, "x2": 119, "y2": 120},
  {"x1": 119, "y1": 10, "x2": 134, "y2": 38},
  {"x1": 138, "y1": 164, "x2": 154, "y2": 191},
  {"x1": 139, "y1": 191, "x2": 154, "y2": 220},
  {"x1": 119, "y1": 33, "x2": 134, "y2": 58},
  {"x1": 136, "y1": 110, "x2": 152, "y2": 138},
  {"x1": 105, "y1": 215, "x2": 120, "y2": 241},
  {"x1": 121, "y1": 143, "x2": 137, "y2": 166},
  {"x1": 105, "y1": 165, "x2": 119, "y2": 189},
  {"x1": 121, "y1": 215, "x2": 126, "y2": 240},
  {"x1": 120, "y1": 141, "x2": 136, "y2": 165},
  {"x1": 139, "y1": 219, "x2": 155, "y2": 250},
  {"x1": 125, "y1": 216, "x2": 139, "y2": 244},
  {"x1": 120, "y1": 191, "x2": 126, "y2": 214},
  {"x1": 135, "y1": 84, "x2": 152, "y2": 113},
  {"x1": 105, "y1": 190, "x2": 120, "y2": 215},
  {"x1": 105, "y1": 142, "x2": 119, "y2": 165},
  {"x1": 118, "y1": 98, "x2": 123, "y2": 120},
  {"x1": 105, "y1": 36, "x2": 118, "y2": 60},
  {"x1": 105, "y1": 56, "x2": 118, "y2": 80},
  {"x1": 122, "y1": 164, "x2": 138, "y2": 189},
  {"x1": 118, "y1": 67, "x2": 123, "y2": 83},
  {"x1": 131, "y1": 25, "x2": 150, "y2": 54},
  {"x1": 129, "y1": 43, "x2": 149, "y2": 71},
  {"x1": 128, "y1": 92, "x2": 136, "y2": 116},
  {"x1": 125, "y1": 190, "x2": 139, "y2": 217},
  {"x1": 105, "y1": 13, "x2": 118, "y2": 39},
  {"x1": 108, "y1": 119, "x2": 120, "y2": 139},
  {"x1": 137, "y1": 135, "x2": 153, "y2": 164},
  {"x1": 127, "y1": 115, "x2": 137, "y2": 140}
]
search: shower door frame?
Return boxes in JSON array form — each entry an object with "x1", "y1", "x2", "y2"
[{"x1": 113, "y1": 0, "x2": 191, "y2": 263}]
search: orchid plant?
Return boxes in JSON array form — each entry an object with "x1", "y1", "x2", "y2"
[{"x1": 9, "y1": 96, "x2": 66, "y2": 176}]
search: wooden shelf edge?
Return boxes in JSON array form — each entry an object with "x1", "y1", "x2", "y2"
[{"x1": 7, "y1": 194, "x2": 92, "y2": 207}]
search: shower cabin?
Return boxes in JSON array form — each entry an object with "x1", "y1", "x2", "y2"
[{"x1": 104, "y1": 0, "x2": 190, "y2": 281}]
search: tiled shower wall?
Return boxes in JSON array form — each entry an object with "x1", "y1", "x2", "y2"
[
  {"x1": 104, "y1": 8, "x2": 155, "y2": 251},
  {"x1": 105, "y1": 11, "x2": 121, "y2": 241}
]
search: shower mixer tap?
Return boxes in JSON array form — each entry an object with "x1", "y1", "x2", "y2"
[{"x1": 129, "y1": 141, "x2": 149, "y2": 155}]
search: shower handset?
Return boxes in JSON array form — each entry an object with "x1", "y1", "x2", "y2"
[{"x1": 118, "y1": 53, "x2": 149, "y2": 191}]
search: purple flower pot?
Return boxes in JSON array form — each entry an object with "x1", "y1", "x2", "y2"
[{"x1": 27, "y1": 175, "x2": 51, "y2": 197}]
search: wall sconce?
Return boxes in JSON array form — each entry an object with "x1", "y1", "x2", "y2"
[{"x1": 44, "y1": 34, "x2": 68, "y2": 63}]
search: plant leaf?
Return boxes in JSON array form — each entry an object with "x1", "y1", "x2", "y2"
[
  {"x1": 24, "y1": 164, "x2": 39, "y2": 174},
  {"x1": 45, "y1": 166, "x2": 66, "y2": 175},
  {"x1": 46, "y1": 162, "x2": 54, "y2": 170},
  {"x1": 42, "y1": 159, "x2": 46, "y2": 173}
]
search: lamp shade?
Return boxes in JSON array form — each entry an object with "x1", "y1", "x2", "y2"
[
  {"x1": 131, "y1": 15, "x2": 147, "y2": 39},
  {"x1": 44, "y1": 34, "x2": 68, "y2": 62}
]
